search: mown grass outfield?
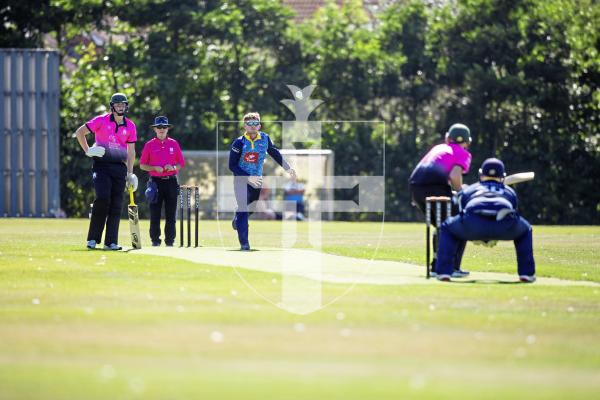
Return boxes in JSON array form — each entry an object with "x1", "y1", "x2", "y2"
[{"x1": 0, "y1": 219, "x2": 599, "y2": 399}]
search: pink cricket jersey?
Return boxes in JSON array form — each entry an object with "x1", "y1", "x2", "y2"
[
  {"x1": 139, "y1": 137, "x2": 185, "y2": 177},
  {"x1": 86, "y1": 113, "x2": 137, "y2": 163},
  {"x1": 420, "y1": 143, "x2": 471, "y2": 174}
]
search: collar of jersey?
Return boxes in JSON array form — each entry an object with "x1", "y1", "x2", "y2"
[
  {"x1": 244, "y1": 132, "x2": 262, "y2": 149},
  {"x1": 154, "y1": 136, "x2": 170, "y2": 144},
  {"x1": 110, "y1": 113, "x2": 127, "y2": 126}
]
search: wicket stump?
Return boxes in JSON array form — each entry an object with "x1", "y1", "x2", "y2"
[
  {"x1": 425, "y1": 196, "x2": 452, "y2": 279},
  {"x1": 179, "y1": 185, "x2": 200, "y2": 248}
]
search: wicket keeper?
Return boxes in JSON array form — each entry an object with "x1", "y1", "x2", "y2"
[
  {"x1": 229, "y1": 112, "x2": 296, "y2": 251},
  {"x1": 435, "y1": 158, "x2": 536, "y2": 282}
]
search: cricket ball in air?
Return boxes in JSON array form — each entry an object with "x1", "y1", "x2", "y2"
[{"x1": 295, "y1": 91, "x2": 303, "y2": 100}]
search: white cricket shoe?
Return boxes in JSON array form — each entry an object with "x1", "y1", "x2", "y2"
[{"x1": 519, "y1": 275, "x2": 536, "y2": 283}]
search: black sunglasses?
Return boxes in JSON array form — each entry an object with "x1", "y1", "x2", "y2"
[{"x1": 155, "y1": 125, "x2": 169, "y2": 129}]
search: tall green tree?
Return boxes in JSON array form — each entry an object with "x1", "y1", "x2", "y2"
[
  {"x1": 4, "y1": 0, "x2": 598, "y2": 222},
  {"x1": 431, "y1": 0, "x2": 599, "y2": 223},
  {"x1": 298, "y1": 1, "x2": 386, "y2": 220},
  {"x1": 57, "y1": 0, "x2": 304, "y2": 215},
  {"x1": 378, "y1": 0, "x2": 442, "y2": 220}
]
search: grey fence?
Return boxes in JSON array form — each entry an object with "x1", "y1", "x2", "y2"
[{"x1": 1, "y1": 49, "x2": 60, "y2": 217}]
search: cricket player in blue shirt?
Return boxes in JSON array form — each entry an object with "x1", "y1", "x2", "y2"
[
  {"x1": 435, "y1": 158, "x2": 536, "y2": 282},
  {"x1": 229, "y1": 112, "x2": 296, "y2": 251}
]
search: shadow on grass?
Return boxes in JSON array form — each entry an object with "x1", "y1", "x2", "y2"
[
  {"x1": 450, "y1": 279, "x2": 523, "y2": 285},
  {"x1": 225, "y1": 248, "x2": 280, "y2": 252},
  {"x1": 424, "y1": 276, "x2": 525, "y2": 284}
]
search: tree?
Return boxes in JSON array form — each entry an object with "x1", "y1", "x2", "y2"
[{"x1": 431, "y1": 0, "x2": 600, "y2": 223}]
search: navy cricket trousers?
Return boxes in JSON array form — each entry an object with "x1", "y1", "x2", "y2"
[
  {"x1": 233, "y1": 182, "x2": 261, "y2": 246},
  {"x1": 87, "y1": 162, "x2": 127, "y2": 246},
  {"x1": 410, "y1": 183, "x2": 465, "y2": 271},
  {"x1": 149, "y1": 176, "x2": 180, "y2": 245},
  {"x1": 436, "y1": 213, "x2": 535, "y2": 277}
]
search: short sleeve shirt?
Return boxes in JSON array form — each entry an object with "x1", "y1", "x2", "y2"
[
  {"x1": 86, "y1": 113, "x2": 137, "y2": 163},
  {"x1": 409, "y1": 143, "x2": 472, "y2": 186},
  {"x1": 139, "y1": 137, "x2": 185, "y2": 177}
]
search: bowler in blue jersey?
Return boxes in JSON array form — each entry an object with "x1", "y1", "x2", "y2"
[{"x1": 229, "y1": 112, "x2": 297, "y2": 250}]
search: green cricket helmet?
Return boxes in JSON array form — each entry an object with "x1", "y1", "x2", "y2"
[
  {"x1": 109, "y1": 92, "x2": 129, "y2": 115},
  {"x1": 446, "y1": 123, "x2": 472, "y2": 144}
]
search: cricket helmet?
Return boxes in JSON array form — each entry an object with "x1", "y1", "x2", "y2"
[
  {"x1": 446, "y1": 123, "x2": 472, "y2": 144},
  {"x1": 110, "y1": 92, "x2": 129, "y2": 115},
  {"x1": 479, "y1": 158, "x2": 506, "y2": 179}
]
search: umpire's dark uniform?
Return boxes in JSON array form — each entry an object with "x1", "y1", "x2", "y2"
[{"x1": 435, "y1": 158, "x2": 536, "y2": 281}]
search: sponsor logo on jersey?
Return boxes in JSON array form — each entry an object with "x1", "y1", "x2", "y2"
[{"x1": 244, "y1": 152, "x2": 259, "y2": 163}]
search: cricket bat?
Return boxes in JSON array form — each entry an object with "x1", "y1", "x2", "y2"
[
  {"x1": 128, "y1": 186, "x2": 142, "y2": 249},
  {"x1": 504, "y1": 171, "x2": 535, "y2": 185}
]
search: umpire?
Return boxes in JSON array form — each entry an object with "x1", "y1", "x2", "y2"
[
  {"x1": 139, "y1": 116, "x2": 185, "y2": 247},
  {"x1": 435, "y1": 158, "x2": 536, "y2": 282}
]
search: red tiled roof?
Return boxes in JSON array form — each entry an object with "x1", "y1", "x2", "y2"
[
  {"x1": 282, "y1": 0, "x2": 345, "y2": 21},
  {"x1": 283, "y1": 0, "x2": 383, "y2": 22}
]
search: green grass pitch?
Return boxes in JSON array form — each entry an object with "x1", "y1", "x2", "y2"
[{"x1": 0, "y1": 219, "x2": 599, "y2": 399}]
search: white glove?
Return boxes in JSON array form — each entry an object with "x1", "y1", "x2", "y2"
[
  {"x1": 86, "y1": 145, "x2": 105, "y2": 158},
  {"x1": 248, "y1": 176, "x2": 263, "y2": 188},
  {"x1": 126, "y1": 173, "x2": 138, "y2": 192}
]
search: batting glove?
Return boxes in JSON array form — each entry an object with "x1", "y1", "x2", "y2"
[
  {"x1": 126, "y1": 173, "x2": 138, "y2": 192},
  {"x1": 85, "y1": 145, "x2": 105, "y2": 158}
]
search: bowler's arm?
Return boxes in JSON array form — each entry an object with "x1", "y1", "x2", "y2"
[{"x1": 229, "y1": 146, "x2": 250, "y2": 176}]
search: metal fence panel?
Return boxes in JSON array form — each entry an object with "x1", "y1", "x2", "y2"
[{"x1": 0, "y1": 49, "x2": 60, "y2": 217}]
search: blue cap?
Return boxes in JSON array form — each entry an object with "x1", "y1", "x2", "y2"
[
  {"x1": 151, "y1": 116, "x2": 172, "y2": 127},
  {"x1": 479, "y1": 158, "x2": 506, "y2": 178}
]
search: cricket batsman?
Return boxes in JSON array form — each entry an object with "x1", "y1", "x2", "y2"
[
  {"x1": 228, "y1": 112, "x2": 296, "y2": 251},
  {"x1": 75, "y1": 92, "x2": 138, "y2": 250},
  {"x1": 409, "y1": 123, "x2": 473, "y2": 277}
]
